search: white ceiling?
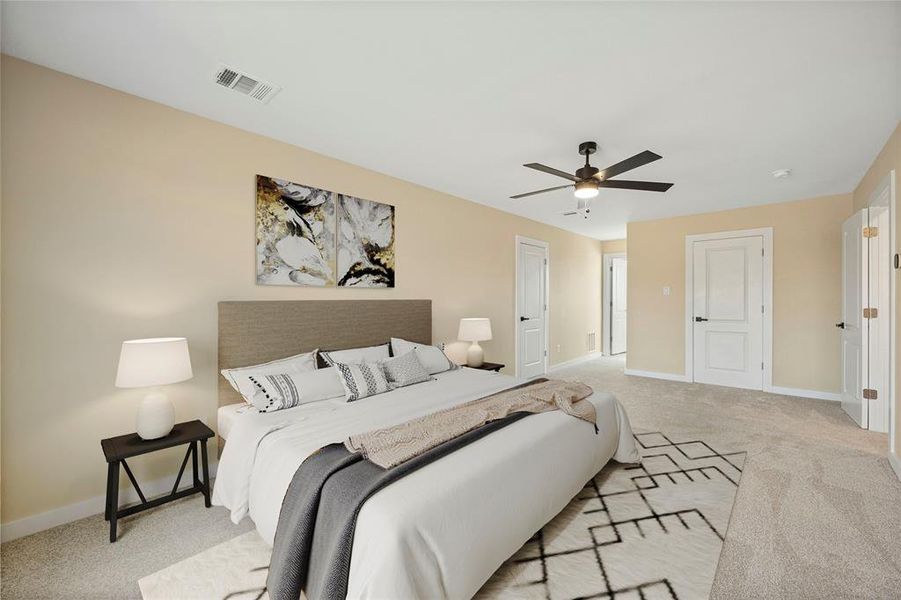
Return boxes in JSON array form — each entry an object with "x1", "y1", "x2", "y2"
[{"x1": 3, "y1": 2, "x2": 899, "y2": 240}]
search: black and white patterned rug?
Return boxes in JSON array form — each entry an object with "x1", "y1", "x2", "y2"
[
  {"x1": 139, "y1": 432, "x2": 745, "y2": 600},
  {"x1": 477, "y1": 432, "x2": 746, "y2": 599}
]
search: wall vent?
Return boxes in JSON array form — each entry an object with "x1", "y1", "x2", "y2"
[
  {"x1": 587, "y1": 332, "x2": 597, "y2": 352},
  {"x1": 214, "y1": 64, "x2": 281, "y2": 104}
]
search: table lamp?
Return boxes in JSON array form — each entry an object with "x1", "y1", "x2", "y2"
[
  {"x1": 458, "y1": 318, "x2": 492, "y2": 367},
  {"x1": 115, "y1": 337, "x2": 193, "y2": 440}
]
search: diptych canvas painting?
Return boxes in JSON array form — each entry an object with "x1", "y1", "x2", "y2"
[{"x1": 256, "y1": 175, "x2": 395, "y2": 288}]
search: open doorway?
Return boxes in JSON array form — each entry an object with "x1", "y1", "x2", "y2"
[{"x1": 603, "y1": 253, "x2": 627, "y2": 355}]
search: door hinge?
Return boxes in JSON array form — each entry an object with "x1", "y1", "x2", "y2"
[
  {"x1": 863, "y1": 226, "x2": 879, "y2": 238},
  {"x1": 761, "y1": 362, "x2": 764, "y2": 370},
  {"x1": 864, "y1": 307, "x2": 879, "y2": 319},
  {"x1": 761, "y1": 304, "x2": 764, "y2": 314},
  {"x1": 863, "y1": 388, "x2": 878, "y2": 400}
]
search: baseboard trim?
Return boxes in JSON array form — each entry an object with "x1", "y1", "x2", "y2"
[
  {"x1": 889, "y1": 451, "x2": 901, "y2": 481},
  {"x1": 622, "y1": 370, "x2": 841, "y2": 402},
  {"x1": 765, "y1": 385, "x2": 841, "y2": 402},
  {"x1": 548, "y1": 352, "x2": 602, "y2": 373},
  {"x1": 0, "y1": 461, "x2": 218, "y2": 543},
  {"x1": 623, "y1": 369, "x2": 691, "y2": 383}
]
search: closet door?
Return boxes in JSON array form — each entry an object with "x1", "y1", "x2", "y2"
[{"x1": 692, "y1": 236, "x2": 764, "y2": 390}]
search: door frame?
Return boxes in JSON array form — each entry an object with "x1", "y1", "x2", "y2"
[
  {"x1": 603, "y1": 252, "x2": 627, "y2": 355},
  {"x1": 514, "y1": 235, "x2": 550, "y2": 378},
  {"x1": 867, "y1": 171, "x2": 896, "y2": 450},
  {"x1": 684, "y1": 227, "x2": 774, "y2": 390}
]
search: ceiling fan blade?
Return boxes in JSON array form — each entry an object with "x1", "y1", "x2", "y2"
[
  {"x1": 596, "y1": 150, "x2": 662, "y2": 180},
  {"x1": 523, "y1": 163, "x2": 580, "y2": 182},
  {"x1": 510, "y1": 184, "x2": 573, "y2": 199},
  {"x1": 596, "y1": 179, "x2": 674, "y2": 192}
]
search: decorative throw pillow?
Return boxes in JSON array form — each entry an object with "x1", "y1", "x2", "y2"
[
  {"x1": 390, "y1": 337, "x2": 459, "y2": 375},
  {"x1": 381, "y1": 350, "x2": 431, "y2": 388},
  {"x1": 319, "y1": 344, "x2": 390, "y2": 368},
  {"x1": 333, "y1": 361, "x2": 391, "y2": 402},
  {"x1": 247, "y1": 368, "x2": 345, "y2": 413},
  {"x1": 221, "y1": 349, "x2": 318, "y2": 401}
]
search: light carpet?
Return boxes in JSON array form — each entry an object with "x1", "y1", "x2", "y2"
[
  {"x1": 3, "y1": 356, "x2": 900, "y2": 599},
  {"x1": 139, "y1": 431, "x2": 746, "y2": 600}
]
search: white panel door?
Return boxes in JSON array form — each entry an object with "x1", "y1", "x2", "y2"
[
  {"x1": 841, "y1": 210, "x2": 867, "y2": 427},
  {"x1": 692, "y1": 236, "x2": 764, "y2": 389},
  {"x1": 610, "y1": 256, "x2": 627, "y2": 355},
  {"x1": 517, "y1": 241, "x2": 548, "y2": 378}
]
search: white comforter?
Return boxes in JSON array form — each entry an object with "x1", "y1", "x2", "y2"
[{"x1": 213, "y1": 368, "x2": 639, "y2": 599}]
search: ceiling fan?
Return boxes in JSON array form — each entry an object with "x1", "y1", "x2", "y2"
[{"x1": 511, "y1": 141, "x2": 674, "y2": 200}]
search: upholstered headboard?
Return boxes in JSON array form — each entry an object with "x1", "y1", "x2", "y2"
[{"x1": 217, "y1": 300, "x2": 432, "y2": 408}]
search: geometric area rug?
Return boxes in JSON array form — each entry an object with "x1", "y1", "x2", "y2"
[
  {"x1": 139, "y1": 432, "x2": 744, "y2": 600},
  {"x1": 476, "y1": 432, "x2": 746, "y2": 599}
]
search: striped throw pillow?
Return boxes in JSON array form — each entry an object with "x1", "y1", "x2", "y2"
[
  {"x1": 248, "y1": 373, "x2": 301, "y2": 413},
  {"x1": 333, "y1": 361, "x2": 391, "y2": 402},
  {"x1": 246, "y1": 368, "x2": 346, "y2": 413}
]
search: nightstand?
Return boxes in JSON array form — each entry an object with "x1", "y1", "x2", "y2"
[
  {"x1": 101, "y1": 419, "x2": 214, "y2": 542},
  {"x1": 465, "y1": 362, "x2": 505, "y2": 373}
]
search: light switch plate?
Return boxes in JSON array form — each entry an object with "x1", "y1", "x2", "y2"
[{"x1": 663, "y1": 286, "x2": 671, "y2": 296}]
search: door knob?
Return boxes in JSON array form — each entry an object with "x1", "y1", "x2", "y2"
[
  {"x1": 520, "y1": 316, "x2": 531, "y2": 322},
  {"x1": 694, "y1": 317, "x2": 708, "y2": 322},
  {"x1": 835, "y1": 322, "x2": 845, "y2": 329}
]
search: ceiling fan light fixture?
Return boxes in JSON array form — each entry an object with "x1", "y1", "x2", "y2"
[{"x1": 574, "y1": 180, "x2": 599, "y2": 199}]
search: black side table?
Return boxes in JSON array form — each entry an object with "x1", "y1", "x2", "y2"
[
  {"x1": 465, "y1": 362, "x2": 505, "y2": 373},
  {"x1": 101, "y1": 419, "x2": 214, "y2": 542}
]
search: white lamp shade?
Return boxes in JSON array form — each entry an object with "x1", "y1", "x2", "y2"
[
  {"x1": 116, "y1": 337, "x2": 193, "y2": 388},
  {"x1": 458, "y1": 318, "x2": 492, "y2": 342}
]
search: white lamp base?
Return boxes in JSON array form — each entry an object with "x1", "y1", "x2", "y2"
[
  {"x1": 466, "y1": 342, "x2": 485, "y2": 367},
  {"x1": 137, "y1": 391, "x2": 175, "y2": 440}
]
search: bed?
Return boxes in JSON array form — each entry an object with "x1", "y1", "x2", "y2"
[{"x1": 211, "y1": 300, "x2": 639, "y2": 599}]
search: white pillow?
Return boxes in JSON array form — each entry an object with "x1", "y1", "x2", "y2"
[
  {"x1": 390, "y1": 338, "x2": 459, "y2": 375},
  {"x1": 221, "y1": 350, "x2": 318, "y2": 402},
  {"x1": 320, "y1": 344, "x2": 390, "y2": 367},
  {"x1": 247, "y1": 367, "x2": 346, "y2": 412}
]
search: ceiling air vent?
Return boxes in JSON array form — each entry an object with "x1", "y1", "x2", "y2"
[{"x1": 214, "y1": 65, "x2": 281, "y2": 104}]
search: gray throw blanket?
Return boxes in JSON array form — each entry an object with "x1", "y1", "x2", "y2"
[{"x1": 266, "y1": 412, "x2": 532, "y2": 600}]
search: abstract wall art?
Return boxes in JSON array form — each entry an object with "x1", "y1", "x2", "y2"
[
  {"x1": 336, "y1": 194, "x2": 395, "y2": 288},
  {"x1": 256, "y1": 175, "x2": 395, "y2": 288},
  {"x1": 256, "y1": 175, "x2": 337, "y2": 286}
]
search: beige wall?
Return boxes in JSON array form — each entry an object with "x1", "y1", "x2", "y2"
[
  {"x1": 0, "y1": 57, "x2": 603, "y2": 524},
  {"x1": 601, "y1": 239, "x2": 626, "y2": 254},
  {"x1": 852, "y1": 122, "x2": 901, "y2": 455},
  {"x1": 626, "y1": 194, "x2": 853, "y2": 392}
]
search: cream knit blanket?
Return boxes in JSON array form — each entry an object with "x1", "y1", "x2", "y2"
[{"x1": 345, "y1": 378, "x2": 596, "y2": 469}]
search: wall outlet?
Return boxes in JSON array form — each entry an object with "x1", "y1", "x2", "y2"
[
  {"x1": 663, "y1": 286, "x2": 671, "y2": 296},
  {"x1": 556, "y1": 344, "x2": 561, "y2": 353}
]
